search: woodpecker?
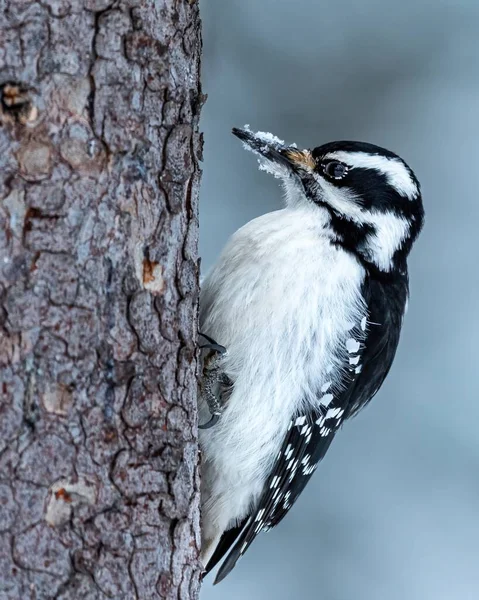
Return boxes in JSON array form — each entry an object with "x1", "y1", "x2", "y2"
[{"x1": 198, "y1": 127, "x2": 424, "y2": 584}]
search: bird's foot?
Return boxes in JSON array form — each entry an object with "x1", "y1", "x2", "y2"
[{"x1": 199, "y1": 333, "x2": 227, "y2": 429}]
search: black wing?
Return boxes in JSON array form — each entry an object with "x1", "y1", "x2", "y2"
[
  {"x1": 209, "y1": 273, "x2": 408, "y2": 584},
  {"x1": 345, "y1": 273, "x2": 408, "y2": 418}
]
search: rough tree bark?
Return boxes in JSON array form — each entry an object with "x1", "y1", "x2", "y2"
[{"x1": 0, "y1": 1, "x2": 203, "y2": 598}]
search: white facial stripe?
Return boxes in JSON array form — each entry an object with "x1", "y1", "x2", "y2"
[
  {"x1": 362, "y1": 212, "x2": 410, "y2": 271},
  {"x1": 325, "y1": 151, "x2": 419, "y2": 200},
  {"x1": 312, "y1": 176, "x2": 410, "y2": 271},
  {"x1": 312, "y1": 177, "x2": 362, "y2": 218}
]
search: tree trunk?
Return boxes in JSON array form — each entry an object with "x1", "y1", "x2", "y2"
[{"x1": 0, "y1": 1, "x2": 203, "y2": 598}]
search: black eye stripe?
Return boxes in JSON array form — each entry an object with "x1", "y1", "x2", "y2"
[{"x1": 321, "y1": 160, "x2": 349, "y2": 181}]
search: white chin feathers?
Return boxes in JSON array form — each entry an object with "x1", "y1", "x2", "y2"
[{"x1": 258, "y1": 159, "x2": 289, "y2": 180}]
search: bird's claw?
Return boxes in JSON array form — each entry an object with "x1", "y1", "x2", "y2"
[
  {"x1": 199, "y1": 412, "x2": 221, "y2": 430},
  {"x1": 199, "y1": 332, "x2": 227, "y2": 356}
]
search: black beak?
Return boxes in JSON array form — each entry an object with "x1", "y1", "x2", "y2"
[
  {"x1": 232, "y1": 127, "x2": 315, "y2": 173},
  {"x1": 232, "y1": 127, "x2": 295, "y2": 169}
]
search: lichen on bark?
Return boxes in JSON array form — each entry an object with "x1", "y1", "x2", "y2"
[{"x1": 0, "y1": 1, "x2": 204, "y2": 598}]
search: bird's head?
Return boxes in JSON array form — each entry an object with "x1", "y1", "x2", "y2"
[{"x1": 233, "y1": 127, "x2": 424, "y2": 276}]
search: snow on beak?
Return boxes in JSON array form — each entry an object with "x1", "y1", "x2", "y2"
[{"x1": 232, "y1": 127, "x2": 315, "y2": 176}]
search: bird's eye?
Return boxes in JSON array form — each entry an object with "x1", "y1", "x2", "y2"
[{"x1": 322, "y1": 161, "x2": 349, "y2": 181}]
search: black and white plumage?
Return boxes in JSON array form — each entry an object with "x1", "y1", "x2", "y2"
[{"x1": 199, "y1": 127, "x2": 424, "y2": 584}]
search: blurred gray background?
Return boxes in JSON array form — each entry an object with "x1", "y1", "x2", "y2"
[{"x1": 199, "y1": 1, "x2": 479, "y2": 598}]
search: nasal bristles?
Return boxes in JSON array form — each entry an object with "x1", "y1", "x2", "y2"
[{"x1": 283, "y1": 148, "x2": 316, "y2": 170}]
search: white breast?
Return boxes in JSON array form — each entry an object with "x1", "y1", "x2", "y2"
[{"x1": 199, "y1": 207, "x2": 366, "y2": 544}]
